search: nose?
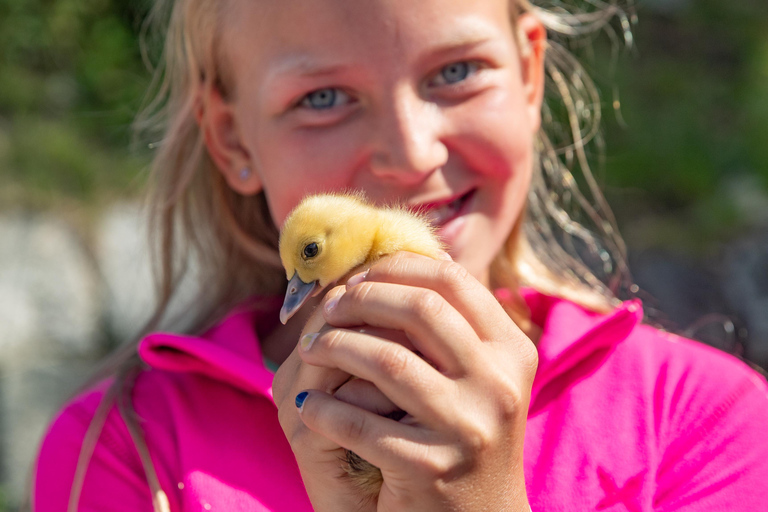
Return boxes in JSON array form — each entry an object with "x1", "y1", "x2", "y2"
[{"x1": 368, "y1": 88, "x2": 449, "y2": 182}]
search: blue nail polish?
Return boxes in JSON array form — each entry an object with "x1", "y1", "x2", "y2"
[{"x1": 295, "y1": 391, "x2": 309, "y2": 409}]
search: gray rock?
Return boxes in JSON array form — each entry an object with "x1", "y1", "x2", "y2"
[
  {"x1": 96, "y1": 203, "x2": 203, "y2": 343},
  {"x1": 720, "y1": 234, "x2": 768, "y2": 367},
  {"x1": 96, "y1": 203, "x2": 156, "y2": 343},
  {"x1": 0, "y1": 213, "x2": 101, "y2": 358},
  {"x1": 630, "y1": 249, "x2": 727, "y2": 329}
]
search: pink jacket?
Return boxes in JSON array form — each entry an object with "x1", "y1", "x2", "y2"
[{"x1": 34, "y1": 290, "x2": 768, "y2": 511}]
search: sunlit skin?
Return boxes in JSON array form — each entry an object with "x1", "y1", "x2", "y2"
[
  {"x1": 199, "y1": 0, "x2": 546, "y2": 509},
  {"x1": 207, "y1": 0, "x2": 543, "y2": 287}
]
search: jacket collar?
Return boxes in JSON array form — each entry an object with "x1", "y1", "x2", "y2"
[
  {"x1": 517, "y1": 289, "x2": 643, "y2": 415},
  {"x1": 138, "y1": 290, "x2": 643, "y2": 410},
  {"x1": 138, "y1": 297, "x2": 282, "y2": 401}
]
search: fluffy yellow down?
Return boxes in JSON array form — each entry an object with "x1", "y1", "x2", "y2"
[{"x1": 279, "y1": 193, "x2": 444, "y2": 289}]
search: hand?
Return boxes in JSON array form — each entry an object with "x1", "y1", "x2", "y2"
[
  {"x1": 272, "y1": 292, "x2": 379, "y2": 511},
  {"x1": 278, "y1": 252, "x2": 538, "y2": 511}
]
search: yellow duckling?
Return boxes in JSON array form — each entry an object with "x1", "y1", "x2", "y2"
[
  {"x1": 278, "y1": 192, "x2": 444, "y2": 324},
  {"x1": 278, "y1": 192, "x2": 445, "y2": 498}
]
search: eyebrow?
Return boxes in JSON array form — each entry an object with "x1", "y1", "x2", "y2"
[
  {"x1": 413, "y1": 17, "x2": 503, "y2": 64},
  {"x1": 269, "y1": 56, "x2": 351, "y2": 80},
  {"x1": 266, "y1": 20, "x2": 500, "y2": 81},
  {"x1": 427, "y1": 35, "x2": 496, "y2": 61},
  {"x1": 268, "y1": 39, "x2": 493, "y2": 81}
]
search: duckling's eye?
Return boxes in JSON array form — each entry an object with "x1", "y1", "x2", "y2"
[{"x1": 303, "y1": 242, "x2": 319, "y2": 259}]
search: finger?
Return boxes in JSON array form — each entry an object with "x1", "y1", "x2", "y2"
[
  {"x1": 332, "y1": 324, "x2": 418, "y2": 353},
  {"x1": 351, "y1": 252, "x2": 520, "y2": 343},
  {"x1": 274, "y1": 288, "x2": 357, "y2": 436},
  {"x1": 296, "y1": 390, "x2": 446, "y2": 473},
  {"x1": 275, "y1": 348, "x2": 354, "y2": 446},
  {"x1": 273, "y1": 334, "x2": 350, "y2": 408},
  {"x1": 323, "y1": 280, "x2": 478, "y2": 374},
  {"x1": 274, "y1": 285, "x2": 354, "y2": 400},
  {"x1": 333, "y1": 378, "x2": 401, "y2": 417},
  {"x1": 299, "y1": 327, "x2": 454, "y2": 426}
]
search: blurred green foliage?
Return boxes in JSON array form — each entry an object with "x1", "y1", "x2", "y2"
[
  {"x1": 0, "y1": 0, "x2": 766, "y2": 251},
  {"x1": 0, "y1": 0, "x2": 151, "y2": 208},
  {"x1": 600, "y1": 0, "x2": 768, "y2": 250}
]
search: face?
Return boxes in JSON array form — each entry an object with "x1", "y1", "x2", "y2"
[{"x1": 208, "y1": 0, "x2": 546, "y2": 286}]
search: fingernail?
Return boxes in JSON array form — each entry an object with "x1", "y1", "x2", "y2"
[
  {"x1": 324, "y1": 295, "x2": 340, "y2": 315},
  {"x1": 437, "y1": 250, "x2": 453, "y2": 261},
  {"x1": 295, "y1": 391, "x2": 309, "y2": 410},
  {"x1": 300, "y1": 332, "x2": 318, "y2": 351},
  {"x1": 346, "y1": 270, "x2": 368, "y2": 288}
]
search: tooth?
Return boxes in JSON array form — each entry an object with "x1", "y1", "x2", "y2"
[
  {"x1": 422, "y1": 195, "x2": 464, "y2": 227},
  {"x1": 425, "y1": 209, "x2": 442, "y2": 224}
]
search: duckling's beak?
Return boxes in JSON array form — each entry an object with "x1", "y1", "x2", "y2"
[{"x1": 280, "y1": 272, "x2": 318, "y2": 324}]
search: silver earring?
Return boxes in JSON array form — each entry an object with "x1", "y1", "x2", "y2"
[{"x1": 239, "y1": 167, "x2": 251, "y2": 180}]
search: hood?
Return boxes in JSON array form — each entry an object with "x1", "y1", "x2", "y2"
[{"x1": 138, "y1": 298, "x2": 282, "y2": 401}]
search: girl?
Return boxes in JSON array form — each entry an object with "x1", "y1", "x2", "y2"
[{"x1": 34, "y1": 0, "x2": 768, "y2": 510}]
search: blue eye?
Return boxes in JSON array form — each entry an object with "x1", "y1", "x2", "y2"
[
  {"x1": 430, "y1": 61, "x2": 480, "y2": 88},
  {"x1": 441, "y1": 62, "x2": 470, "y2": 84},
  {"x1": 301, "y1": 88, "x2": 348, "y2": 110}
]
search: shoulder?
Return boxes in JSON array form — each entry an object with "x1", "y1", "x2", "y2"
[
  {"x1": 624, "y1": 322, "x2": 768, "y2": 414},
  {"x1": 622, "y1": 322, "x2": 768, "y2": 508},
  {"x1": 33, "y1": 381, "x2": 154, "y2": 511},
  {"x1": 33, "y1": 368, "x2": 254, "y2": 511},
  {"x1": 611, "y1": 318, "x2": 768, "y2": 434}
]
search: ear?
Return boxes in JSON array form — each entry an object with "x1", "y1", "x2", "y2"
[
  {"x1": 516, "y1": 13, "x2": 547, "y2": 132},
  {"x1": 197, "y1": 85, "x2": 263, "y2": 195}
]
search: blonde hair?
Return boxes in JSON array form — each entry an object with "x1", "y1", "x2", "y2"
[
  {"x1": 498, "y1": 0, "x2": 636, "y2": 316},
  {"x1": 65, "y1": 0, "x2": 636, "y2": 510}
]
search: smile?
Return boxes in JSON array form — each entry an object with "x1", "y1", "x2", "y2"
[{"x1": 416, "y1": 189, "x2": 476, "y2": 228}]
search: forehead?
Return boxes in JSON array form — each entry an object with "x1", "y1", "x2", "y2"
[{"x1": 223, "y1": 0, "x2": 515, "y2": 81}]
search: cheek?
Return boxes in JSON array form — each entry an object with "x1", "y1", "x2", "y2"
[
  {"x1": 483, "y1": 88, "x2": 537, "y2": 150},
  {"x1": 456, "y1": 87, "x2": 535, "y2": 221},
  {"x1": 250, "y1": 127, "x2": 363, "y2": 227},
  {"x1": 454, "y1": 92, "x2": 536, "y2": 180}
]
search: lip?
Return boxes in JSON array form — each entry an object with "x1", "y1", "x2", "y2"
[
  {"x1": 439, "y1": 189, "x2": 473, "y2": 241},
  {"x1": 410, "y1": 189, "x2": 475, "y2": 228},
  {"x1": 409, "y1": 192, "x2": 466, "y2": 213},
  {"x1": 408, "y1": 189, "x2": 475, "y2": 224}
]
